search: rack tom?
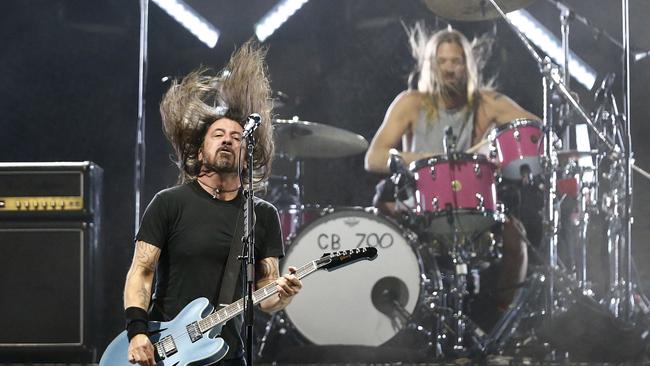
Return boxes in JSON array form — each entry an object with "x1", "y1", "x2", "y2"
[
  {"x1": 410, "y1": 153, "x2": 501, "y2": 238},
  {"x1": 489, "y1": 119, "x2": 544, "y2": 180}
]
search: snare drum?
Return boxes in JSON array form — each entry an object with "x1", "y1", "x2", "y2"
[
  {"x1": 489, "y1": 119, "x2": 544, "y2": 180},
  {"x1": 410, "y1": 153, "x2": 500, "y2": 238},
  {"x1": 281, "y1": 209, "x2": 427, "y2": 346}
]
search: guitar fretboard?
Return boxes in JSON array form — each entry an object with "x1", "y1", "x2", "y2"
[{"x1": 197, "y1": 260, "x2": 318, "y2": 332}]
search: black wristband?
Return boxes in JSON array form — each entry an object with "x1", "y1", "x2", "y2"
[{"x1": 125, "y1": 306, "x2": 149, "y2": 341}]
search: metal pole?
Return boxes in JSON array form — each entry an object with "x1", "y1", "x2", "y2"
[
  {"x1": 542, "y1": 71, "x2": 558, "y2": 318},
  {"x1": 621, "y1": 0, "x2": 633, "y2": 321},
  {"x1": 560, "y1": 8, "x2": 573, "y2": 153},
  {"x1": 134, "y1": 0, "x2": 149, "y2": 233},
  {"x1": 244, "y1": 134, "x2": 257, "y2": 366}
]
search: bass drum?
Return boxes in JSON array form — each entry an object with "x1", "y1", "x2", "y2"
[{"x1": 281, "y1": 208, "x2": 429, "y2": 347}]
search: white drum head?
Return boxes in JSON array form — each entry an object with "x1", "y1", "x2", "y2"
[{"x1": 281, "y1": 209, "x2": 422, "y2": 346}]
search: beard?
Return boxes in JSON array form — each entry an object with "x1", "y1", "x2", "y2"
[
  {"x1": 202, "y1": 149, "x2": 238, "y2": 174},
  {"x1": 440, "y1": 76, "x2": 467, "y2": 101}
]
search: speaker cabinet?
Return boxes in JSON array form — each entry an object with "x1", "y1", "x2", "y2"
[{"x1": 0, "y1": 221, "x2": 100, "y2": 362}]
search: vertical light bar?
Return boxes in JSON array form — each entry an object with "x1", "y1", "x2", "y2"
[
  {"x1": 507, "y1": 10, "x2": 596, "y2": 89},
  {"x1": 152, "y1": 0, "x2": 220, "y2": 48},
  {"x1": 255, "y1": 0, "x2": 310, "y2": 42}
]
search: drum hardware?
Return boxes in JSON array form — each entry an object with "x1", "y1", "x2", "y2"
[
  {"x1": 475, "y1": 193, "x2": 485, "y2": 212},
  {"x1": 474, "y1": 163, "x2": 481, "y2": 177},
  {"x1": 479, "y1": 0, "x2": 607, "y2": 327},
  {"x1": 404, "y1": 135, "x2": 500, "y2": 356},
  {"x1": 418, "y1": 0, "x2": 646, "y2": 360}
]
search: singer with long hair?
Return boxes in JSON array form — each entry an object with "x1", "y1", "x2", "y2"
[{"x1": 121, "y1": 40, "x2": 302, "y2": 366}]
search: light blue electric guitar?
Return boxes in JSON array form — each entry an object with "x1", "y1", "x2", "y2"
[{"x1": 99, "y1": 247, "x2": 378, "y2": 366}]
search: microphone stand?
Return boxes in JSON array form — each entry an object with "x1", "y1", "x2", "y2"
[
  {"x1": 133, "y1": 0, "x2": 148, "y2": 233},
  {"x1": 242, "y1": 130, "x2": 257, "y2": 366}
]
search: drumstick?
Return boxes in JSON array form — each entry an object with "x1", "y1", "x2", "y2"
[{"x1": 465, "y1": 139, "x2": 490, "y2": 154}]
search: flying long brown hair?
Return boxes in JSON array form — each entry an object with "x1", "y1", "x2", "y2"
[{"x1": 159, "y1": 40, "x2": 274, "y2": 190}]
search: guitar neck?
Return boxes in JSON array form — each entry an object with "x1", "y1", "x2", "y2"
[{"x1": 197, "y1": 260, "x2": 319, "y2": 332}]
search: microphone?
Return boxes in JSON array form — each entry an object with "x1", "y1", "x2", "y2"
[
  {"x1": 388, "y1": 149, "x2": 415, "y2": 184},
  {"x1": 243, "y1": 113, "x2": 262, "y2": 138},
  {"x1": 594, "y1": 73, "x2": 615, "y2": 104},
  {"x1": 371, "y1": 277, "x2": 410, "y2": 329},
  {"x1": 388, "y1": 149, "x2": 410, "y2": 175},
  {"x1": 443, "y1": 126, "x2": 456, "y2": 154}
]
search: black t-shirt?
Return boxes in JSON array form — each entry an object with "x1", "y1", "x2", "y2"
[{"x1": 135, "y1": 180, "x2": 284, "y2": 359}]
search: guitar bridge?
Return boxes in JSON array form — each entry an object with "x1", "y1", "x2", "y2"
[
  {"x1": 187, "y1": 321, "x2": 203, "y2": 343},
  {"x1": 155, "y1": 335, "x2": 177, "y2": 359}
]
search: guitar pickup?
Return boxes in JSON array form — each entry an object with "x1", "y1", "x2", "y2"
[
  {"x1": 156, "y1": 335, "x2": 178, "y2": 359},
  {"x1": 187, "y1": 321, "x2": 203, "y2": 343}
]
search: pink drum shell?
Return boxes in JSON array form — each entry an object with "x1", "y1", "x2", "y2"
[
  {"x1": 490, "y1": 119, "x2": 544, "y2": 180},
  {"x1": 410, "y1": 154, "x2": 498, "y2": 235}
]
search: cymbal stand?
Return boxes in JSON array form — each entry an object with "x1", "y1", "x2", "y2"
[
  {"x1": 438, "y1": 227, "x2": 489, "y2": 356},
  {"x1": 481, "y1": 1, "x2": 625, "y2": 358},
  {"x1": 485, "y1": 0, "x2": 619, "y2": 306},
  {"x1": 558, "y1": 0, "x2": 572, "y2": 149},
  {"x1": 574, "y1": 164, "x2": 599, "y2": 295},
  {"x1": 270, "y1": 154, "x2": 305, "y2": 208},
  {"x1": 595, "y1": 85, "x2": 628, "y2": 316},
  {"x1": 429, "y1": 144, "x2": 488, "y2": 356}
]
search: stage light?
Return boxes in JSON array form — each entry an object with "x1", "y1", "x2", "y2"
[
  {"x1": 152, "y1": 0, "x2": 220, "y2": 48},
  {"x1": 507, "y1": 10, "x2": 597, "y2": 89},
  {"x1": 255, "y1": 0, "x2": 310, "y2": 42}
]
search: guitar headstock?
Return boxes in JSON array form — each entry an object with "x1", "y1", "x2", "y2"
[{"x1": 315, "y1": 247, "x2": 378, "y2": 271}]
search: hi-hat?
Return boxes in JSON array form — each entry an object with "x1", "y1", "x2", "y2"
[
  {"x1": 273, "y1": 118, "x2": 369, "y2": 159},
  {"x1": 423, "y1": 0, "x2": 536, "y2": 21}
]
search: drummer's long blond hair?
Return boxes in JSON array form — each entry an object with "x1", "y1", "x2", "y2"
[
  {"x1": 160, "y1": 40, "x2": 274, "y2": 190},
  {"x1": 407, "y1": 23, "x2": 494, "y2": 120}
]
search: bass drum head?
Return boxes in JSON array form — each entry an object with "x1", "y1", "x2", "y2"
[{"x1": 281, "y1": 209, "x2": 423, "y2": 346}]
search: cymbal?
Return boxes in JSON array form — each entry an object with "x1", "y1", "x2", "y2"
[
  {"x1": 423, "y1": 0, "x2": 536, "y2": 21},
  {"x1": 273, "y1": 118, "x2": 369, "y2": 159}
]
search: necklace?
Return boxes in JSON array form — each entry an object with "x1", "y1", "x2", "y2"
[{"x1": 196, "y1": 178, "x2": 240, "y2": 199}]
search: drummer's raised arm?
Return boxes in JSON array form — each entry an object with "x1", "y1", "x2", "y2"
[
  {"x1": 365, "y1": 90, "x2": 431, "y2": 173},
  {"x1": 481, "y1": 90, "x2": 540, "y2": 125}
]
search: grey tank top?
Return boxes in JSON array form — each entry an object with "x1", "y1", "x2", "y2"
[{"x1": 410, "y1": 106, "x2": 474, "y2": 155}]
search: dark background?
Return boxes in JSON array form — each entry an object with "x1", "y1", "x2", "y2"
[{"x1": 2, "y1": 0, "x2": 650, "y2": 359}]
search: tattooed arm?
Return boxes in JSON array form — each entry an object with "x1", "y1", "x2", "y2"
[
  {"x1": 124, "y1": 241, "x2": 161, "y2": 310},
  {"x1": 480, "y1": 90, "x2": 540, "y2": 125},
  {"x1": 123, "y1": 241, "x2": 160, "y2": 366},
  {"x1": 256, "y1": 257, "x2": 302, "y2": 313}
]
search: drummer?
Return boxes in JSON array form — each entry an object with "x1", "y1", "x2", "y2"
[{"x1": 364, "y1": 25, "x2": 538, "y2": 308}]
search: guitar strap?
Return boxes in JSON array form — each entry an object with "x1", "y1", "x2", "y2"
[{"x1": 217, "y1": 200, "x2": 246, "y2": 306}]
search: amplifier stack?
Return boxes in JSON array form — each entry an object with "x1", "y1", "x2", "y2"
[{"x1": 0, "y1": 162, "x2": 103, "y2": 363}]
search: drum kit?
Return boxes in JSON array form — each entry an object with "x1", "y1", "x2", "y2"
[{"x1": 256, "y1": 0, "x2": 650, "y2": 363}]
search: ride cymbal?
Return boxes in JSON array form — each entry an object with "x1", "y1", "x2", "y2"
[
  {"x1": 423, "y1": 0, "x2": 536, "y2": 21},
  {"x1": 273, "y1": 118, "x2": 369, "y2": 159}
]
